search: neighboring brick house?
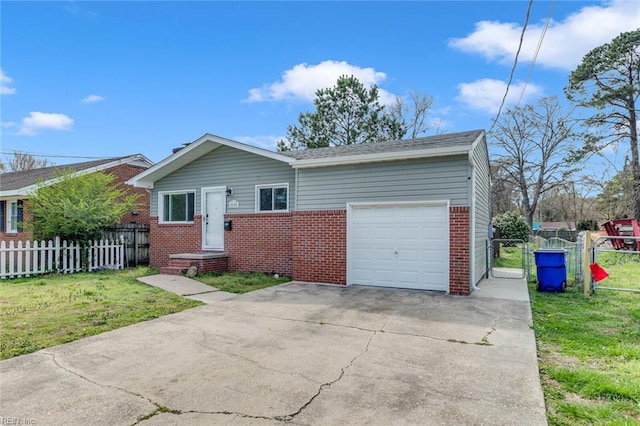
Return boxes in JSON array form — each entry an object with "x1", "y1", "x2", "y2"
[
  {"x1": 127, "y1": 130, "x2": 491, "y2": 295},
  {"x1": 0, "y1": 155, "x2": 153, "y2": 242}
]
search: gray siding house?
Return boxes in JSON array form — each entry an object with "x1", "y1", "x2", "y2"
[{"x1": 127, "y1": 130, "x2": 491, "y2": 295}]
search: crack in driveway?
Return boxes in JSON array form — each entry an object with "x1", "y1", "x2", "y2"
[
  {"x1": 245, "y1": 312, "x2": 496, "y2": 346},
  {"x1": 197, "y1": 329, "x2": 322, "y2": 385},
  {"x1": 42, "y1": 326, "x2": 379, "y2": 425}
]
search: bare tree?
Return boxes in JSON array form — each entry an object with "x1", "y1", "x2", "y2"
[
  {"x1": 387, "y1": 91, "x2": 440, "y2": 139},
  {"x1": 3, "y1": 151, "x2": 50, "y2": 172},
  {"x1": 490, "y1": 96, "x2": 580, "y2": 227},
  {"x1": 490, "y1": 160, "x2": 519, "y2": 215}
]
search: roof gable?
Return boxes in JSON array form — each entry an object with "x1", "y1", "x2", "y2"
[
  {"x1": 127, "y1": 133, "x2": 295, "y2": 189},
  {"x1": 0, "y1": 154, "x2": 153, "y2": 197}
]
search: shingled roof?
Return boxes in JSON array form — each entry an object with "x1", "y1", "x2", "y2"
[
  {"x1": 0, "y1": 155, "x2": 152, "y2": 195},
  {"x1": 281, "y1": 129, "x2": 484, "y2": 160}
]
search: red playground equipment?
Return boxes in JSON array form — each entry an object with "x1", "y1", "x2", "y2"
[{"x1": 601, "y1": 218, "x2": 640, "y2": 251}]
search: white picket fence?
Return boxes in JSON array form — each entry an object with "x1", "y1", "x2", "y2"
[{"x1": 0, "y1": 236, "x2": 125, "y2": 279}]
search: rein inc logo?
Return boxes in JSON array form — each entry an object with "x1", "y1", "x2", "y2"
[{"x1": 0, "y1": 417, "x2": 36, "y2": 425}]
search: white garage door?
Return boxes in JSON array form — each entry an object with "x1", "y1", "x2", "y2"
[{"x1": 348, "y1": 202, "x2": 449, "y2": 291}]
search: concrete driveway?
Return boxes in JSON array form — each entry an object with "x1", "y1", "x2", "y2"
[{"x1": 0, "y1": 279, "x2": 547, "y2": 425}]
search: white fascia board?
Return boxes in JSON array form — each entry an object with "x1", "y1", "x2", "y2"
[
  {"x1": 205, "y1": 134, "x2": 295, "y2": 164},
  {"x1": 467, "y1": 130, "x2": 487, "y2": 166},
  {"x1": 291, "y1": 146, "x2": 472, "y2": 169},
  {"x1": 126, "y1": 133, "x2": 295, "y2": 188}
]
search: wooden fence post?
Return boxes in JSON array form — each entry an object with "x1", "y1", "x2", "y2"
[{"x1": 583, "y1": 231, "x2": 592, "y2": 296}]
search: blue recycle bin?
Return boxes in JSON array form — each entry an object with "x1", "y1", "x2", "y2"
[{"x1": 534, "y1": 249, "x2": 567, "y2": 292}]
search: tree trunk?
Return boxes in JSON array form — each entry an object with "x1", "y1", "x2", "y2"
[{"x1": 628, "y1": 97, "x2": 640, "y2": 219}]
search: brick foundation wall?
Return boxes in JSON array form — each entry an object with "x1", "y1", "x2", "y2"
[
  {"x1": 449, "y1": 206, "x2": 470, "y2": 295},
  {"x1": 224, "y1": 213, "x2": 293, "y2": 275},
  {"x1": 292, "y1": 210, "x2": 347, "y2": 285},
  {"x1": 149, "y1": 206, "x2": 471, "y2": 294},
  {"x1": 149, "y1": 215, "x2": 203, "y2": 268}
]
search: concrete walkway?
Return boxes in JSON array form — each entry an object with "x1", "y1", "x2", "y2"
[
  {"x1": 137, "y1": 274, "x2": 238, "y2": 303},
  {"x1": 1, "y1": 275, "x2": 547, "y2": 425}
]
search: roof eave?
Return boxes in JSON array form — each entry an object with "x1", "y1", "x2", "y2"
[
  {"x1": 126, "y1": 134, "x2": 295, "y2": 188},
  {"x1": 291, "y1": 145, "x2": 472, "y2": 169},
  {"x1": 1, "y1": 154, "x2": 154, "y2": 196}
]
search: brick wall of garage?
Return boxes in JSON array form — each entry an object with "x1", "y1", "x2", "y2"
[
  {"x1": 292, "y1": 210, "x2": 347, "y2": 285},
  {"x1": 449, "y1": 206, "x2": 470, "y2": 295}
]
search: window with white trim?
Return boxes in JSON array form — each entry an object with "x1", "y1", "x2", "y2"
[
  {"x1": 159, "y1": 191, "x2": 195, "y2": 223},
  {"x1": 8, "y1": 200, "x2": 23, "y2": 232},
  {"x1": 256, "y1": 184, "x2": 288, "y2": 212}
]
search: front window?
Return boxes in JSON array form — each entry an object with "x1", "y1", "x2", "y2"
[
  {"x1": 256, "y1": 184, "x2": 288, "y2": 212},
  {"x1": 160, "y1": 192, "x2": 195, "y2": 223},
  {"x1": 8, "y1": 200, "x2": 23, "y2": 232}
]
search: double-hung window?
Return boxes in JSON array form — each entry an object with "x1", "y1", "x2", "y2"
[
  {"x1": 256, "y1": 183, "x2": 288, "y2": 212},
  {"x1": 8, "y1": 200, "x2": 23, "y2": 232},
  {"x1": 160, "y1": 191, "x2": 195, "y2": 223}
]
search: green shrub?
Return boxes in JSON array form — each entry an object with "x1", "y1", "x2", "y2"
[
  {"x1": 577, "y1": 219, "x2": 599, "y2": 231},
  {"x1": 493, "y1": 211, "x2": 530, "y2": 242}
]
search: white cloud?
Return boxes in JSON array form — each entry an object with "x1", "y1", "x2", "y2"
[
  {"x1": 449, "y1": 0, "x2": 640, "y2": 70},
  {"x1": 17, "y1": 112, "x2": 74, "y2": 136},
  {"x1": 81, "y1": 94, "x2": 105, "y2": 103},
  {"x1": 1, "y1": 121, "x2": 17, "y2": 128},
  {"x1": 457, "y1": 78, "x2": 543, "y2": 114},
  {"x1": 245, "y1": 60, "x2": 396, "y2": 105},
  {"x1": 1, "y1": 68, "x2": 16, "y2": 95},
  {"x1": 234, "y1": 135, "x2": 285, "y2": 151}
]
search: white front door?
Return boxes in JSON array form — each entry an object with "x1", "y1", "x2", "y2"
[{"x1": 202, "y1": 187, "x2": 226, "y2": 250}]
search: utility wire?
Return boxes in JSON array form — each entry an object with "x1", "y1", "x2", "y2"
[
  {"x1": 488, "y1": 0, "x2": 534, "y2": 134},
  {"x1": 517, "y1": 0, "x2": 556, "y2": 106},
  {"x1": 0, "y1": 150, "x2": 108, "y2": 160}
]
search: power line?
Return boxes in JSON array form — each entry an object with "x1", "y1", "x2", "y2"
[
  {"x1": 488, "y1": 0, "x2": 534, "y2": 134},
  {"x1": 517, "y1": 0, "x2": 556, "y2": 106},
  {"x1": 0, "y1": 150, "x2": 109, "y2": 160}
]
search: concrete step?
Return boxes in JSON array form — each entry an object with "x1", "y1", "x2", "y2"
[
  {"x1": 159, "y1": 266, "x2": 187, "y2": 275},
  {"x1": 166, "y1": 259, "x2": 196, "y2": 268}
]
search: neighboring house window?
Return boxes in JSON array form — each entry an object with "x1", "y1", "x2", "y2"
[
  {"x1": 8, "y1": 200, "x2": 23, "y2": 232},
  {"x1": 256, "y1": 184, "x2": 288, "y2": 212},
  {"x1": 160, "y1": 191, "x2": 195, "y2": 223},
  {"x1": 0, "y1": 200, "x2": 4, "y2": 232}
]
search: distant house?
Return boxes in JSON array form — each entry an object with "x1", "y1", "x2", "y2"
[
  {"x1": 0, "y1": 155, "x2": 153, "y2": 242},
  {"x1": 127, "y1": 130, "x2": 491, "y2": 295}
]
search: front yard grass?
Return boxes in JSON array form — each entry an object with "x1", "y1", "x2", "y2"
[
  {"x1": 530, "y1": 283, "x2": 640, "y2": 424},
  {"x1": 0, "y1": 267, "x2": 202, "y2": 360},
  {"x1": 192, "y1": 271, "x2": 291, "y2": 293}
]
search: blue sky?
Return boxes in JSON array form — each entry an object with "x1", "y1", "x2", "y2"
[{"x1": 1, "y1": 0, "x2": 638, "y2": 168}]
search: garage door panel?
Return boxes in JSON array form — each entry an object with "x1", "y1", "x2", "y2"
[{"x1": 348, "y1": 203, "x2": 450, "y2": 292}]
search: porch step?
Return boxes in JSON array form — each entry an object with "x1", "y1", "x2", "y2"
[
  {"x1": 160, "y1": 252, "x2": 230, "y2": 275},
  {"x1": 160, "y1": 258, "x2": 198, "y2": 275},
  {"x1": 159, "y1": 266, "x2": 189, "y2": 275},
  {"x1": 166, "y1": 259, "x2": 197, "y2": 268}
]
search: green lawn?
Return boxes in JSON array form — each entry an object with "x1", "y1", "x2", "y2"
[
  {"x1": 0, "y1": 267, "x2": 202, "y2": 359},
  {"x1": 192, "y1": 271, "x2": 291, "y2": 293},
  {"x1": 530, "y1": 279, "x2": 640, "y2": 424},
  {"x1": 492, "y1": 245, "x2": 527, "y2": 269}
]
